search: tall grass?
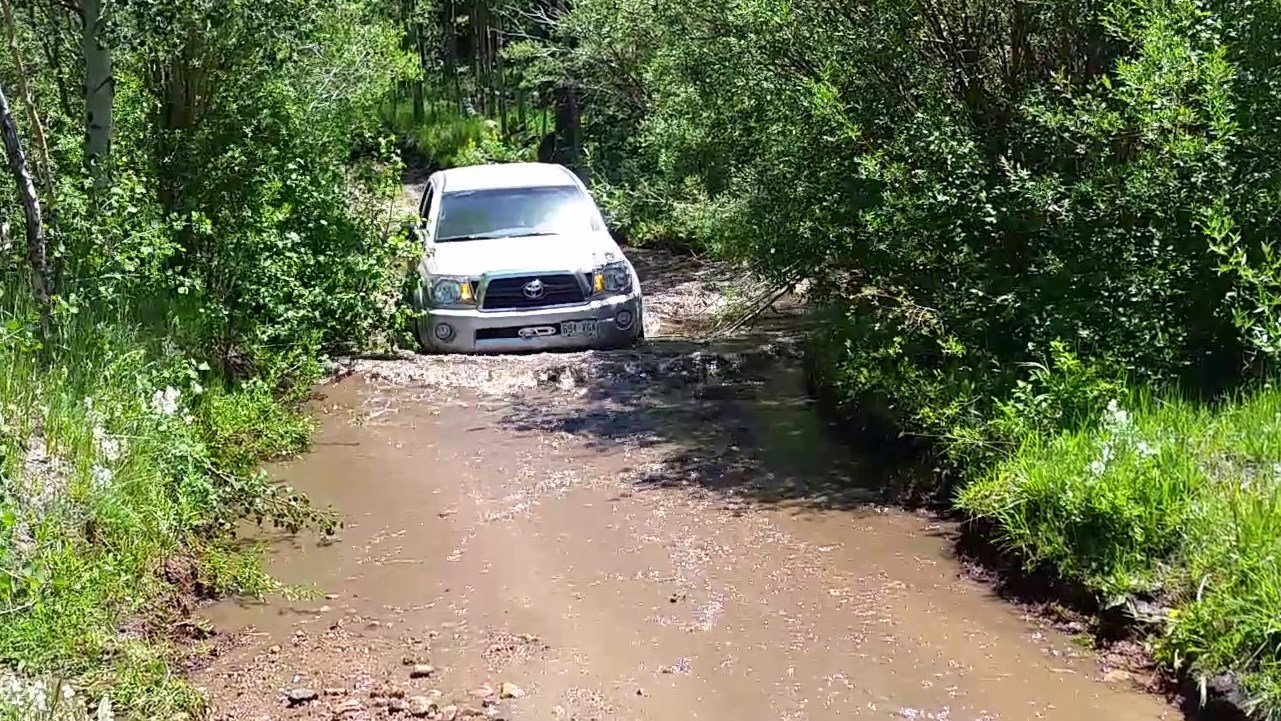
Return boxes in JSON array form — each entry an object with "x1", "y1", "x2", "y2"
[
  {"x1": 0, "y1": 282, "x2": 316, "y2": 718},
  {"x1": 379, "y1": 98, "x2": 548, "y2": 168},
  {"x1": 959, "y1": 385, "x2": 1281, "y2": 717}
]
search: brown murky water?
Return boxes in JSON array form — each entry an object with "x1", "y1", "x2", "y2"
[{"x1": 194, "y1": 351, "x2": 1176, "y2": 721}]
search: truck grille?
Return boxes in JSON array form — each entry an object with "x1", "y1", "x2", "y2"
[{"x1": 482, "y1": 274, "x2": 585, "y2": 310}]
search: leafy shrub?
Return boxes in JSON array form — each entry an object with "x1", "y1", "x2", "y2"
[
  {"x1": 560, "y1": 0, "x2": 1269, "y2": 404},
  {"x1": 381, "y1": 100, "x2": 538, "y2": 169},
  {"x1": 0, "y1": 0, "x2": 409, "y2": 715},
  {"x1": 0, "y1": 299, "x2": 335, "y2": 716},
  {"x1": 550, "y1": 4, "x2": 1281, "y2": 711},
  {"x1": 960, "y1": 386, "x2": 1281, "y2": 715}
]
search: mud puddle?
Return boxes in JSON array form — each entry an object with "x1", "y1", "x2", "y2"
[{"x1": 192, "y1": 351, "x2": 1175, "y2": 721}]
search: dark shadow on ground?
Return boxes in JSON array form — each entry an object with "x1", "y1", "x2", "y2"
[
  {"x1": 489, "y1": 337, "x2": 916, "y2": 516},
  {"x1": 624, "y1": 247, "x2": 742, "y2": 300}
]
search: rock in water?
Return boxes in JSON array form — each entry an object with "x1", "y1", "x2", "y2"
[
  {"x1": 286, "y1": 688, "x2": 318, "y2": 706},
  {"x1": 410, "y1": 664, "x2": 436, "y2": 679},
  {"x1": 499, "y1": 682, "x2": 525, "y2": 699},
  {"x1": 406, "y1": 695, "x2": 438, "y2": 718}
]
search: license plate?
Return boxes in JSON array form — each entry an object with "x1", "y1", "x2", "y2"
[{"x1": 560, "y1": 320, "x2": 598, "y2": 339}]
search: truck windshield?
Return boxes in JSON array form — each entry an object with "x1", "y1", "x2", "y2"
[{"x1": 436, "y1": 186, "x2": 600, "y2": 242}]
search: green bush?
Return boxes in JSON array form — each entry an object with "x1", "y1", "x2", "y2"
[
  {"x1": 0, "y1": 301, "x2": 335, "y2": 717},
  {"x1": 960, "y1": 386, "x2": 1281, "y2": 716},
  {"x1": 556, "y1": 0, "x2": 1276, "y2": 403},
  {"x1": 380, "y1": 100, "x2": 539, "y2": 168},
  {"x1": 548, "y1": 0, "x2": 1281, "y2": 712},
  {"x1": 0, "y1": 0, "x2": 409, "y2": 716}
]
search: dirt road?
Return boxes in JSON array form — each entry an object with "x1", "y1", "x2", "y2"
[{"x1": 193, "y1": 250, "x2": 1177, "y2": 721}]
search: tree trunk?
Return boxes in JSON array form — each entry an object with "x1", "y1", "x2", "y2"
[
  {"x1": 0, "y1": 79, "x2": 51, "y2": 311},
  {"x1": 516, "y1": 87, "x2": 526, "y2": 137},
  {"x1": 411, "y1": 82, "x2": 424, "y2": 121},
  {"x1": 34, "y1": 0, "x2": 75, "y2": 123},
  {"x1": 81, "y1": 0, "x2": 114, "y2": 185},
  {"x1": 151, "y1": 30, "x2": 209, "y2": 268},
  {"x1": 444, "y1": 0, "x2": 462, "y2": 112},
  {"x1": 495, "y1": 27, "x2": 507, "y2": 137},
  {"x1": 412, "y1": 19, "x2": 426, "y2": 121},
  {"x1": 470, "y1": 0, "x2": 482, "y2": 114},
  {"x1": 2, "y1": 0, "x2": 57, "y2": 226},
  {"x1": 553, "y1": 83, "x2": 581, "y2": 167}
]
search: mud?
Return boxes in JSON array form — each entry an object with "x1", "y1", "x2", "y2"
[{"x1": 191, "y1": 220, "x2": 1178, "y2": 720}]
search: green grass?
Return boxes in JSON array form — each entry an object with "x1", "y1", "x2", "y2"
[
  {"x1": 379, "y1": 98, "x2": 545, "y2": 168},
  {"x1": 0, "y1": 291, "x2": 324, "y2": 719},
  {"x1": 958, "y1": 385, "x2": 1281, "y2": 717}
]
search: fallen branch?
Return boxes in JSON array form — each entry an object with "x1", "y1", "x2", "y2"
[{"x1": 703, "y1": 262, "x2": 807, "y2": 339}]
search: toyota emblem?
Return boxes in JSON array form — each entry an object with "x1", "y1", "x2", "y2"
[{"x1": 522, "y1": 279, "x2": 546, "y2": 300}]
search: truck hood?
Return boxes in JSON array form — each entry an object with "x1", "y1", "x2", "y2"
[{"x1": 427, "y1": 234, "x2": 623, "y2": 277}]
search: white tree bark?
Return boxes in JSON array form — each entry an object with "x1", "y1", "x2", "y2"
[
  {"x1": 81, "y1": 0, "x2": 113, "y2": 183},
  {"x1": 0, "y1": 79, "x2": 50, "y2": 310},
  {"x1": 1, "y1": 0, "x2": 54, "y2": 206}
]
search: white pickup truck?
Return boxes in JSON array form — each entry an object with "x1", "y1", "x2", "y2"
[{"x1": 409, "y1": 162, "x2": 644, "y2": 354}]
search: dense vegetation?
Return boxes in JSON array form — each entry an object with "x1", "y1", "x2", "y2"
[
  {"x1": 7, "y1": 0, "x2": 1281, "y2": 717},
  {"x1": 378, "y1": 0, "x2": 1281, "y2": 716},
  {"x1": 0, "y1": 0, "x2": 414, "y2": 717}
]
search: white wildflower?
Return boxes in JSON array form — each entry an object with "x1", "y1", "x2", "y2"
[
  {"x1": 90, "y1": 464, "x2": 114, "y2": 491},
  {"x1": 150, "y1": 386, "x2": 181, "y2": 416},
  {"x1": 92, "y1": 425, "x2": 121, "y2": 462},
  {"x1": 1104, "y1": 398, "x2": 1130, "y2": 428},
  {"x1": 0, "y1": 672, "x2": 73, "y2": 716},
  {"x1": 1136, "y1": 441, "x2": 1156, "y2": 458},
  {"x1": 1088, "y1": 459, "x2": 1106, "y2": 477}
]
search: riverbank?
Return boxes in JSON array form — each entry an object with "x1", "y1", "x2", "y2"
[
  {"x1": 807, "y1": 333, "x2": 1278, "y2": 720},
  {"x1": 0, "y1": 315, "x2": 340, "y2": 719},
  {"x1": 956, "y1": 387, "x2": 1281, "y2": 721}
]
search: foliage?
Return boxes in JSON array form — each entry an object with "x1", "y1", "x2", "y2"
[
  {"x1": 960, "y1": 387, "x2": 1281, "y2": 717},
  {"x1": 10, "y1": 0, "x2": 1281, "y2": 713},
  {"x1": 381, "y1": 99, "x2": 538, "y2": 168},
  {"x1": 0, "y1": 295, "x2": 331, "y2": 717},
  {"x1": 545, "y1": 0, "x2": 1265, "y2": 393},
  {"x1": 0, "y1": 0, "x2": 410, "y2": 717}
]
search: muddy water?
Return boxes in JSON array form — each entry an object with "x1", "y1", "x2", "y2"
[{"x1": 194, "y1": 355, "x2": 1175, "y2": 721}]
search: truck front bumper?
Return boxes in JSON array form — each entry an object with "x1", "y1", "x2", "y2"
[{"x1": 418, "y1": 294, "x2": 643, "y2": 354}]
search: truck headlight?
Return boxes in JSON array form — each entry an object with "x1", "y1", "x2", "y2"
[
  {"x1": 592, "y1": 262, "x2": 633, "y2": 295},
  {"x1": 430, "y1": 276, "x2": 475, "y2": 306}
]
